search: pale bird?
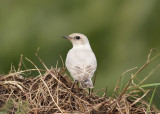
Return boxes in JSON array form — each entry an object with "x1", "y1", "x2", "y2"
[{"x1": 63, "y1": 33, "x2": 97, "y2": 88}]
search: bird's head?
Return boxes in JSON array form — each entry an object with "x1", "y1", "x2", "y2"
[{"x1": 62, "y1": 33, "x2": 90, "y2": 48}]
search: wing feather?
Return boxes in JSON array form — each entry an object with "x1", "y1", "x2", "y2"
[{"x1": 67, "y1": 65, "x2": 96, "y2": 82}]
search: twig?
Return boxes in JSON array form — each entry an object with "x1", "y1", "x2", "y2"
[
  {"x1": 138, "y1": 64, "x2": 160, "y2": 87},
  {"x1": 114, "y1": 67, "x2": 138, "y2": 93},
  {"x1": 18, "y1": 54, "x2": 23, "y2": 72},
  {"x1": 25, "y1": 57, "x2": 63, "y2": 113}
]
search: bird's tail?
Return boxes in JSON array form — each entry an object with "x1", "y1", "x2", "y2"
[{"x1": 80, "y1": 79, "x2": 94, "y2": 89}]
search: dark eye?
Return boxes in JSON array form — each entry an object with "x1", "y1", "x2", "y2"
[{"x1": 75, "y1": 36, "x2": 80, "y2": 40}]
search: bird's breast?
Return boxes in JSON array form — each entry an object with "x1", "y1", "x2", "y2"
[{"x1": 66, "y1": 48, "x2": 97, "y2": 67}]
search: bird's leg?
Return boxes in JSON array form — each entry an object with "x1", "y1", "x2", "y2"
[
  {"x1": 89, "y1": 88, "x2": 91, "y2": 95},
  {"x1": 70, "y1": 80, "x2": 78, "y2": 91},
  {"x1": 75, "y1": 80, "x2": 79, "y2": 88}
]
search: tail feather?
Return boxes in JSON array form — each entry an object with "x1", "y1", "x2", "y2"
[{"x1": 80, "y1": 79, "x2": 94, "y2": 88}]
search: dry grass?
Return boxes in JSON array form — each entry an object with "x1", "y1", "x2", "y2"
[{"x1": 0, "y1": 50, "x2": 160, "y2": 114}]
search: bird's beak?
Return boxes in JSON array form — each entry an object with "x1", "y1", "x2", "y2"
[{"x1": 62, "y1": 36, "x2": 69, "y2": 39}]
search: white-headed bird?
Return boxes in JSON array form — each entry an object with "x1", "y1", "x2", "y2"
[{"x1": 63, "y1": 33, "x2": 97, "y2": 89}]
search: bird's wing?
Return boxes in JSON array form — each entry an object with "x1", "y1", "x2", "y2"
[{"x1": 68, "y1": 65, "x2": 96, "y2": 82}]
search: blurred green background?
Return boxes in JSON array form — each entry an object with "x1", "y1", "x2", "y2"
[{"x1": 0, "y1": 0, "x2": 160, "y2": 109}]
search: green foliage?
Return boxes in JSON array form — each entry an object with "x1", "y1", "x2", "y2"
[
  {"x1": 140, "y1": 83, "x2": 160, "y2": 88},
  {"x1": 147, "y1": 86, "x2": 157, "y2": 114}
]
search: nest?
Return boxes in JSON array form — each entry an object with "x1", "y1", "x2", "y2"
[
  {"x1": 0, "y1": 69, "x2": 158, "y2": 114},
  {"x1": 0, "y1": 52, "x2": 159, "y2": 113}
]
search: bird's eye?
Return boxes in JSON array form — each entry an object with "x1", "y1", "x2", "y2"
[{"x1": 75, "y1": 36, "x2": 80, "y2": 40}]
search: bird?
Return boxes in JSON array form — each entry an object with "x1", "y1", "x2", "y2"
[{"x1": 63, "y1": 33, "x2": 97, "y2": 89}]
